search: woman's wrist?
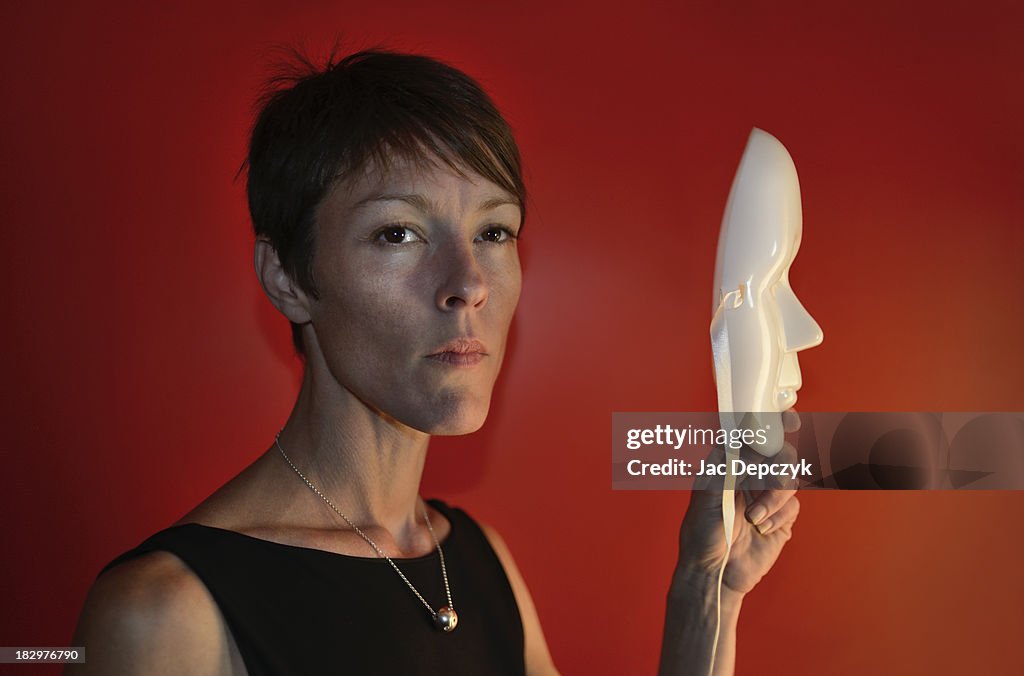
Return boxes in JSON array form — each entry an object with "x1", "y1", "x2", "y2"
[
  {"x1": 659, "y1": 563, "x2": 745, "y2": 676},
  {"x1": 668, "y1": 563, "x2": 745, "y2": 615}
]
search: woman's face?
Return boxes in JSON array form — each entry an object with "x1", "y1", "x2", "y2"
[{"x1": 307, "y1": 156, "x2": 522, "y2": 435}]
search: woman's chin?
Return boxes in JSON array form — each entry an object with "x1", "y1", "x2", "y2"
[
  {"x1": 368, "y1": 387, "x2": 493, "y2": 436},
  {"x1": 426, "y1": 410, "x2": 489, "y2": 436},
  {"x1": 421, "y1": 399, "x2": 492, "y2": 436}
]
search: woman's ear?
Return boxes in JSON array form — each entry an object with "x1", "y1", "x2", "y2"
[{"x1": 254, "y1": 238, "x2": 313, "y2": 324}]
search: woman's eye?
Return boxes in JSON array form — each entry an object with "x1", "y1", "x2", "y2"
[
  {"x1": 478, "y1": 226, "x2": 515, "y2": 243},
  {"x1": 376, "y1": 226, "x2": 421, "y2": 245}
]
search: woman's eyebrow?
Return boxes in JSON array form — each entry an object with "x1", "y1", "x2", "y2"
[
  {"x1": 478, "y1": 196, "x2": 519, "y2": 211},
  {"x1": 352, "y1": 193, "x2": 434, "y2": 213},
  {"x1": 352, "y1": 193, "x2": 519, "y2": 213}
]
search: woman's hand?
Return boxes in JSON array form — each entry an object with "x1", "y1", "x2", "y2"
[
  {"x1": 677, "y1": 409, "x2": 802, "y2": 594},
  {"x1": 659, "y1": 411, "x2": 803, "y2": 675}
]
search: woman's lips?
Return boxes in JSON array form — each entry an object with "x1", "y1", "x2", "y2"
[
  {"x1": 426, "y1": 352, "x2": 485, "y2": 367},
  {"x1": 426, "y1": 338, "x2": 487, "y2": 367}
]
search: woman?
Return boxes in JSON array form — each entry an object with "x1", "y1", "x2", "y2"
[{"x1": 69, "y1": 49, "x2": 799, "y2": 675}]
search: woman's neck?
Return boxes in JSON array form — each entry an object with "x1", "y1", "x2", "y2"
[{"x1": 275, "y1": 362, "x2": 431, "y2": 544}]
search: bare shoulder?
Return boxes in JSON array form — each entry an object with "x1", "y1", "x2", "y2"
[
  {"x1": 479, "y1": 522, "x2": 560, "y2": 676},
  {"x1": 68, "y1": 551, "x2": 241, "y2": 675}
]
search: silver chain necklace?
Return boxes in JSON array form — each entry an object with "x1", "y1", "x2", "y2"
[{"x1": 274, "y1": 433, "x2": 458, "y2": 633}]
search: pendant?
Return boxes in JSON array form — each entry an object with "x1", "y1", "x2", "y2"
[{"x1": 435, "y1": 606, "x2": 458, "y2": 633}]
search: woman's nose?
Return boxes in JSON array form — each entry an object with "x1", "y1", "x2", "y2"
[{"x1": 435, "y1": 244, "x2": 488, "y2": 311}]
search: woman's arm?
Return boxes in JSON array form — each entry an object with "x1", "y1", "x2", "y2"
[
  {"x1": 661, "y1": 409, "x2": 803, "y2": 675},
  {"x1": 480, "y1": 523, "x2": 560, "y2": 676},
  {"x1": 67, "y1": 552, "x2": 241, "y2": 675},
  {"x1": 659, "y1": 566, "x2": 743, "y2": 676},
  {"x1": 659, "y1": 486, "x2": 800, "y2": 676}
]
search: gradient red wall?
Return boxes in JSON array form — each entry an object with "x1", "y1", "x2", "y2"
[{"x1": 2, "y1": 1, "x2": 1022, "y2": 674}]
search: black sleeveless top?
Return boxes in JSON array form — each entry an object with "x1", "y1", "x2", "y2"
[{"x1": 101, "y1": 500, "x2": 525, "y2": 675}]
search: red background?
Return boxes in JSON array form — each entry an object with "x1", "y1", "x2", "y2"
[{"x1": 2, "y1": 1, "x2": 1022, "y2": 674}]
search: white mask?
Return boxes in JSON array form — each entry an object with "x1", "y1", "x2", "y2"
[{"x1": 711, "y1": 128, "x2": 823, "y2": 457}]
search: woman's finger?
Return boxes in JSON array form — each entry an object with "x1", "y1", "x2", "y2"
[
  {"x1": 751, "y1": 493, "x2": 800, "y2": 537},
  {"x1": 743, "y1": 487, "x2": 798, "y2": 530},
  {"x1": 737, "y1": 439, "x2": 800, "y2": 492}
]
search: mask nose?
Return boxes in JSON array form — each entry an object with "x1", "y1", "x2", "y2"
[
  {"x1": 435, "y1": 243, "x2": 488, "y2": 311},
  {"x1": 775, "y1": 283, "x2": 823, "y2": 352}
]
